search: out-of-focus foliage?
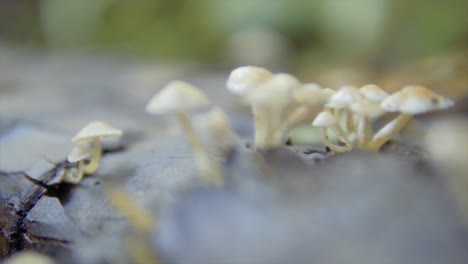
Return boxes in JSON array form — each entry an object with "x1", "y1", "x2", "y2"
[
  {"x1": 1, "y1": 0, "x2": 468, "y2": 67},
  {"x1": 39, "y1": 0, "x2": 222, "y2": 61}
]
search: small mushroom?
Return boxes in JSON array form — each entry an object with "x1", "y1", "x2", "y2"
[
  {"x1": 192, "y1": 108, "x2": 237, "y2": 186},
  {"x1": 146, "y1": 81, "x2": 222, "y2": 185},
  {"x1": 245, "y1": 73, "x2": 300, "y2": 149},
  {"x1": 326, "y1": 85, "x2": 363, "y2": 138},
  {"x1": 312, "y1": 111, "x2": 352, "y2": 153},
  {"x1": 4, "y1": 252, "x2": 55, "y2": 264},
  {"x1": 369, "y1": 85, "x2": 454, "y2": 151},
  {"x1": 194, "y1": 107, "x2": 237, "y2": 160},
  {"x1": 288, "y1": 84, "x2": 335, "y2": 127},
  {"x1": 67, "y1": 145, "x2": 93, "y2": 163},
  {"x1": 359, "y1": 84, "x2": 389, "y2": 102},
  {"x1": 349, "y1": 99, "x2": 385, "y2": 149},
  {"x1": 64, "y1": 145, "x2": 94, "y2": 184},
  {"x1": 356, "y1": 84, "x2": 389, "y2": 147},
  {"x1": 72, "y1": 121, "x2": 122, "y2": 175},
  {"x1": 326, "y1": 85, "x2": 363, "y2": 110}
]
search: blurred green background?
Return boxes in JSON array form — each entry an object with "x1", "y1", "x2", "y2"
[{"x1": 1, "y1": 0, "x2": 468, "y2": 72}]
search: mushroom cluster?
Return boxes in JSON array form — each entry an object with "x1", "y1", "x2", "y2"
[
  {"x1": 66, "y1": 121, "x2": 122, "y2": 183},
  {"x1": 227, "y1": 66, "x2": 330, "y2": 150},
  {"x1": 314, "y1": 84, "x2": 454, "y2": 152},
  {"x1": 226, "y1": 66, "x2": 455, "y2": 152}
]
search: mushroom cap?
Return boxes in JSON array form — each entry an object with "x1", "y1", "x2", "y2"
[
  {"x1": 246, "y1": 73, "x2": 300, "y2": 106},
  {"x1": 293, "y1": 83, "x2": 333, "y2": 106},
  {"x1": 326, "y1": 85, "x2": 363, "y2": 108},
  {"x1": 321, "y1": 88, "x2": 336, "y2": 98},
  {"x1": 146, "y1": 80, "x2": 210, "y2": 114},
  {"x1": 263, "y1": 73, "x2": 301, "y2": 91},
  {"x1": 72, "y1": 121, "x2": 123, "y2": 143},
  {"x1": 350, "y1": 99, "x2": 385, "y2": 118},
  {"x1": 359, "y1": 84, "x2": 389, "y2": 102},
  {"x1": 68, "y1": 145, "x2": 94, "y2": 163},
  {"x1": 381, "y1": 85, "x2": 454, "y2": 115},
  {"x1": 226, "y1": 66, "x2": 273, "y2": 96},
  {"x1": 312, "y1": 111, "x2": 336, "y2": 127}
]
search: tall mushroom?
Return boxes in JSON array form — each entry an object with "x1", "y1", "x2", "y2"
[
  {"x1": 245, "y1": 73, "x2": 300, "y2": 149},
  {"x1": 71, "y1": 121, "x2": 122, "y2": 175},
  {"x1": 146, "y1": 81, "x2": 222, "y2": 185},
  {"x1": 368, "y1": 85, "x2": 454, "y2": 151},
  {"x1": 226, "y1": 66, "x2": 274, "y2": 149}
]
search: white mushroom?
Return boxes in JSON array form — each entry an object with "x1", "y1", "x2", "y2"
[
  {"x1": 369, "y1": 85, "x2": 454, "y2": 151},
  {"x1": 193, "y1": 107, "x2": 237, "y2": 160},
  {"x1": 63, "y1": 145, "x2": 94, "y2": 184},
  {"x1": 349, "y1": 99, "x2": 385, "y2": 149},
  {"x1": 245, "y1": 73, "x2": 300, "y2": 149},
  {"x1": 67, "y1": 145, "x2": 93, "y2": 163},
  {"x1": 359, "y1": 84, "x2": 389, "y2": 102},
  {"x1": 146, "y1": 81, "x2": 222, "y2": 185},
  {"x1": 326, "y1": 85, "x2": 363, "y2": 110},
  {"x1": 288, "y1": 84, "x2": 335, "y2": 128},
  {"x1": 3, "y1": 252, "x2": 55, "y2": 264},
  {"x1": 312, "y1": 111, "x2": 352, "y2": 153},
  {"x1": 72, "y1": 121, "x2": 122, "y2": 175},
  {"x1": 326, "y1": 85, "x2": 363, "y2": 139}
]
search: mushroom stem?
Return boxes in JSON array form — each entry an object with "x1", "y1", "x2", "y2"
[
  {"x1": 331, "y1": 108, "x2": 352, "y2": 144},
  {"x1": 368, "y1": 113, "x2": 412, "y2": 151},
  {"x1": 268, "y1": 115, "x2": 295, "y2": 150},
  {"x1": 265, "y1": 106, "x2": 279, "y2": 148},
  {"x1": 177, "y1": 111, "x2": 204, "y2": 154},
  {"x1": 286, "y1": 106, "x2": 310, "y2": 128},
  {"x1": 364, "y1": 118, "x2": 372, "y2": 145},
  {"x1": 332, "y1": 124, "x2": 352, "y2": 148},
  {"x1": 267, "y1": 105, "x2": 292, "y2": 148},
  {"x1": 356, "y1": 116, "x2": 371, "y2": 148},
  {"x1": 107, "y1": 188, "x2": 155, "y2": 233},
  {"x1": 253, "y1": 104, "x2": 287, "y2": 150},
  {"x1": 83, "y1": 137, "x2": 102, "y2": 175},
  {"x1": 321, "y1": 128, "x2": 350, "y2": 153},
  {"x1": 333, "y1": 108, "x2": 342, "y2": 119},
  {"x1": 252, "y1": 105, "x2": 269, "y2": 149},
  {"x1": 177, "y1": 111, "x2": 223, "y2": 185},
  {"x1": 346, "y1": 110, "x2": 355, "y2": 134},
  {"x1": 64, "y1": 161, "x2": 85, "y2": 184},
  {"x1": 283, "y1": 106, "x2": 319, "y2": 144}
]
